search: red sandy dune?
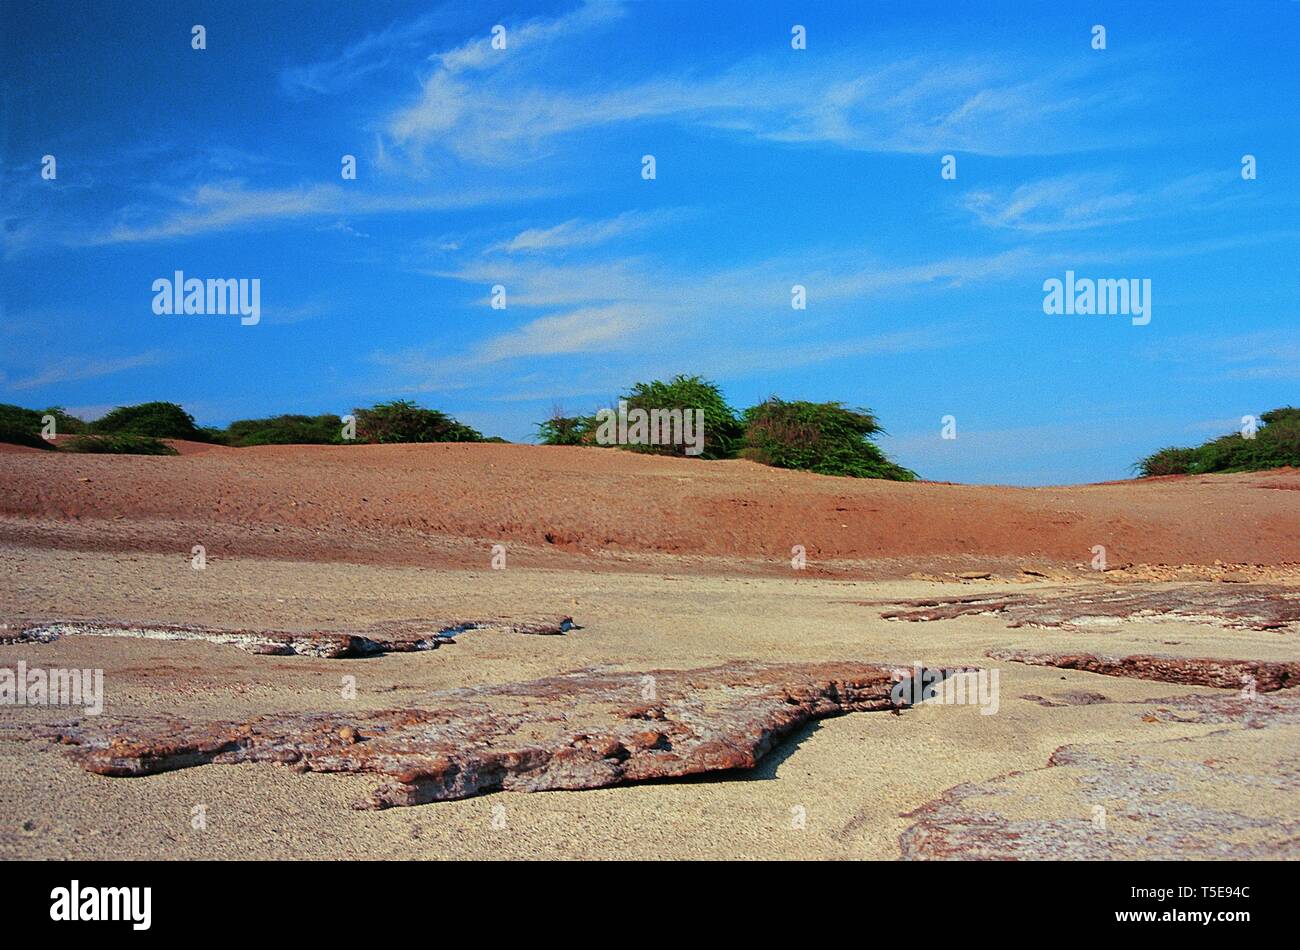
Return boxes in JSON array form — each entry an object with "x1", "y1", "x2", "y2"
[{"x1": 0, "y1": 443, "x2": 1296, "y2": 575}]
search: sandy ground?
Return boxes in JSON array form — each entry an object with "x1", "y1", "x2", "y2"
[
  {"x1": 2, "y1": 443, "x2": 1297, "y2": 576},
  {"x1": 1, "y1": 546, "x2": 1296, "y2": 860},
  {"x1": 0, "y1": 444, "x2": 1297, "y2": 859}
]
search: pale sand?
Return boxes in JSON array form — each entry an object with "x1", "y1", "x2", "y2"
[{"x1": 3, "y1": 545, "x2": 1295, "y2": 860}]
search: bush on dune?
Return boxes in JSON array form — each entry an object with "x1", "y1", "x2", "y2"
[
  {"x1": 536, "y1": 410, "x2": 598, "y2": 446},
  {"x1": 198, "y1": 426, "x2": 232, "y2": 445},
  {"x1": 224, "y1": 413, "x2": 344, "y2": 447},
  {"x1": 351, "y1": 399, "x2": 484, "y2": 444},
  {"x1": 741, "y1": 397, "x2": 916, "y2": 480},
  {"x1": 62, "y1": 434, "x2": 178, "y2": 455},
  {"x1": 1135, "y1": 406, "x2": 1300, "y2": 476},
  {"x1": 1134, "y1": 446, "x2": 1199, "y2": 477},
  {"x1": 91, "y1": 401, "x2": 206, "y2": 441},
  {"x1": 2, "y1": 399, "x2": 495, "y2": 449},
  {"x1": 531, "y1": 377, "x2": 917, "y2": 479},
  {"x1": 42, "y1": 406, "x2": 89, "y2": 435},
  {"x1": 0, "y1": 404, "x2": 54, "y2": 449},
  {"x1": 0, "y1": 403, "x2": 89, "y2": 449},
  {"x1": 621, "y1": 375, "x2": 742, "y2": 459}
]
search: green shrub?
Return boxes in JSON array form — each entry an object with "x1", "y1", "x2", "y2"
[
  {"x1": 198, "y1": 426, "x2": 233, "y2": 445},
  {"x1": 92, "y1": 402, "x2": 205, "y2": 440},
  {"x1": 351, "y1": 400, "x2": 483, "y2": 444},
  {"x1": 620, "y1": 375, "x2": 742, "y2": 459},
  {"x1": 1194, "y1": 433, "x2": 1258, "y2": 472},
  {"x1": 1135, "y1": 407, "x2": 1300, "y2": 476},
  {"x1": 741, "y1": 397, "x2": 916, "y2": 480},
  {"x1": 530, "y1": 379, "x2": 920, "y2": 477},
  {"x1": 536, "y1": 413, "x2": 597, "y2": 446},
  {"x1": 224, "y1": 413, "x2": 344, "y2": 447},
  {"x1": 1261, "y1": 406, "x2": 1300, "y2": 427},
  {"x1": 0, "y1": 404, "x2": 87, "y2": 448},
  {"x1": 1135, "y1": 446, "x2": 1199, "y2": 477},
  {"x1": 62, "y1": 434, "x2": 178, "y2": 455},
  {"x1": 41, "y1": 406, "x2": 88, "y2": 435},
  {"x1": 0, "y1": 404, "x2": 57, "y2": 449}
]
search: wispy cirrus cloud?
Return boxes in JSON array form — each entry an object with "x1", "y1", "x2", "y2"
[
  {"x1": 279, "y1": 10, "x2": 449, "y2": 97},
  {"x1": 1164, "y1": 331, "x2": 1300, "y2": 382},
  {"x1": 83, "y1": 180, "x2": 551, "y2": 246},
  {"x1": 962, "y1": 171, "x2": 1226, "y2": 233},
  {"x1": 371, "y1": 238, "x2": 1069, "y2": 393},
  {"x1": 375, "y1": 303, "x2": 661, "y2": 386},
  {"x1": 1, "y1": 351, "x2": 164, "y2": 392},
  {"x1": 382, "y1": 216, "x2": 1284, "y2": 399},
  {"x1": 429, "y1": 241, "x2": 1056, "y2": 315},
  {"x1": 382, "y1": 2, "x2": 1157, "y2": 166},
  {"x1": 488, "y1": 209, "x2": 685, "y2": 254}
]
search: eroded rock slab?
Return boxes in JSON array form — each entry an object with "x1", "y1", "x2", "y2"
[
  {"x1": 1019, "y1": 690, "x2": 1112, "y2": 707},
  {"x1": 871, "y1": 584, "x2": 1300, "y2": 631},
  {"x1": 1139, "y1": 689, "x2": 1300, "y2": 727},
  {"x1": 900, "y1": 689, "x2": 1300, "y2": 859},
  {"x1": 992, "y1": 649, "x2": 1300, "y2": 691},
  {"x1": 32, "y1": 660, "x2": 927, "y2": 808},
  {"x1": 0, "y1": 615, "x2": 574, "y2": 658}
]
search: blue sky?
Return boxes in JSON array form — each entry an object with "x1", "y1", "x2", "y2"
[{"x1": 2, "y1": 0, "x2": 1297, "y2": 484}]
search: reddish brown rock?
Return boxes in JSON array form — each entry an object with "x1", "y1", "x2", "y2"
[
  {"x1": 0, "y1": 614, "x2": 574, "y2": 658},
  {"x1": 991, "y1": 649, "x2": 1300, "y2": 691},
  {"x1": 1136, "y1": 689, "x2": 1300, "y2": 725},
  {"x1": 35, "y1": 661, "x2": 920, "y2": 808},
  {"x1": 1019, "y1": 690, "x2": 1112, "y2": 707},
  {"x1": 869, "y1": 584, "x2": 1300, "y2": 631}
]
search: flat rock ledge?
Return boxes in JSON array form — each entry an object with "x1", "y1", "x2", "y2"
[
  {"x1": 33, "y1": 661, "x2": 921, "y2": 808},
  {"x1": 899, "y1": 689, "x2": 1300, "y2": 860},
  {"x1": 0, "y1": 615, "x2": 574, "y2": 658},
  {"x1": 991, "y1": 649, "x2": 1300, "y2": 691},
  {"x1": 870, "y1": 584, "x2": 1300, "y2": 632}
]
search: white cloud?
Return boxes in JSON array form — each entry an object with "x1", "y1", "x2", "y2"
[
  {"x1": 963, "y1": 171, "x2": 1223, "y2": 233},
  {"x1": 489, "y1": 209, "x2": 682, "y2": 253},
  {"x1": 1130, "y1": 329, "x2": 1300, "y2": 386},
  {"x1": 429, "y1": 257, "x2": 662, "y2": 308},
  {"x1": 279, "y1": 10, "x2": 449, "y2": 96},
  {"x1": 382, "y1": 4, "x2": 1150, "y2": 166},
  {"x1": 85, "y1": 180, "x2": 549, "y2": 245},
  {"x1": 2, "y1": 351, "x2": 164, "y2": 391},
  {"x1": 374, "y1": 241, "x2": 1073, "y2": 396},
  {"x1": 477, "y1": 305, "x2": 658, "y2": 362}
]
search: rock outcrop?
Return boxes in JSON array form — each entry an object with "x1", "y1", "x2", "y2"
[
  {"x1": 991, "y1": 649, "x2": 1300, "y2": 691},
  {"x1": 0, "y1": 615, "x2": 574, "y2": 658},
  {"x1": 900, "y1": 688, "x2": 1300, "y2": 859},
  {"x1": 35, "y1": 660, "x2": 919, "y2": 808},
  {"x1": 871, "y1": 584, "x2": 1300, "y2": 631}
]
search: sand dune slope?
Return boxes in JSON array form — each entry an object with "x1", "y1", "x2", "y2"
[{"x1": 1, "y1": 444, "x2": 1296, "y2": 575}]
